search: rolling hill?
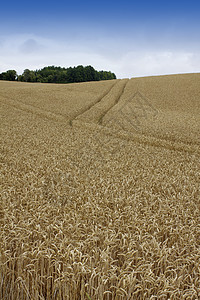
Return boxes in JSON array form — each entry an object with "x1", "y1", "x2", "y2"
[{"x1": 0, "y1": 73, "x2": 199, "y2": 299}]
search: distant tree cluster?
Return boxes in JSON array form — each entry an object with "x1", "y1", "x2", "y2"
[
  {"x1": 0, "y1": 70, "x2": 17, "y2": 81},
  {"x1": 0, "y1": 65, "x2": 116, "y2": 83}
]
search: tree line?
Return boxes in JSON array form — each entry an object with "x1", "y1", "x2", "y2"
[{"x1": 0, "y1": 65, "x2": 116, "y2": 83}]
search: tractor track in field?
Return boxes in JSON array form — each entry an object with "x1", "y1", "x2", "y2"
[
  {"x1": 71, "y1": 79, "x2": 129, "y2": 126},
  {"x1": 98, "y1": 79, "x2": 128, "y2": 125},
  {"x1": 0, "y1": 94, "x2": 68, "y2": 123},
  {"x1": 0, "y1": 80, "x2": 118, "y2": 125},
  {"x1": 73, "y1": 121, "x2": 200, "y2": 155},
  {"x1": 1, "y1": 89, "x2": 199, "y2": 155},
  {"x1": 0, "y1": 79, "x2": 128, "y2": 128},
  {"x1": 69, "y1": 80, "x2": 118, "y2": 126}
]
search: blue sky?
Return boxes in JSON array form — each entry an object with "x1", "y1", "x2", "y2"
[{"x1": 0, "y1": 0, "x2": 200, "y2": 78}]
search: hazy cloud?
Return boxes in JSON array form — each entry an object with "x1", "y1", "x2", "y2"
[
  {"x1": 115, "y1": 51, "x2": 200, "y2": 78},
  {"x1": 0, "y1": 34, "x2": 199, "y2": 78},
  {"x1": 19, "y1": 39, "x2": 44, "y2": 54}
]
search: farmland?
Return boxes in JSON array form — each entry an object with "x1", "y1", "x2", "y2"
[{"x1": 0, "y1": 73, "x2": 200, "y2": 299}]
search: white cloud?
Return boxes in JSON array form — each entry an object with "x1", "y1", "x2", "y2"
[
  {"x1": 115, "y1": 51, "x2": 200, "y2": 78},
  {"x1": 0, "y1": 34, "x2": 199, "y2": 78}
]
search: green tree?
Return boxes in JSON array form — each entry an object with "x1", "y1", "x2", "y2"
[
  {"x1": 74, "y1": 65, "x2": 86, "y2": 82},
  {"x1": 85, "y1": 66, "x2": 99, "y2": 81},
  {"x1": 0, "y1": 70, "x2": 17, "y2": 81},
  {"x1": 21, "y1": 69, "x2": 36, "y2": 82},
  {"x1": 6, "y1": 65, "x2": 117, "y2": 84},
  {"x1": 65, "y1": 67, "x2": 75, "y2": 83}
]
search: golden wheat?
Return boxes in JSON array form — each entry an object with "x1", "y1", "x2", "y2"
[{"x1": 0, "y1": 74, "x2": 200, "y2": 299}]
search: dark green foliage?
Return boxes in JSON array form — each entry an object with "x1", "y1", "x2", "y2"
[
  {"x1": 0, "y1": 65, "x2": 116, "y2": 83},
  {"x1": 99, "y1": 70, "x2": 116, "y2": 80},
  {"x1": 20, "y1": 69, "x2": 36, "y2": 82},
  {"x1": 0, "y1": 70, "x2": 17, "y2": 81}
]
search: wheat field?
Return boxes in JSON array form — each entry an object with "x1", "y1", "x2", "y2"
[{"x1": 0, "y1": 74, "x2": 200, "y2": 299}]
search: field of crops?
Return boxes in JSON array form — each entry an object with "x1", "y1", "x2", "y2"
[{"x1": 0, "y1": 73, "x2": 200, "y2": 299}]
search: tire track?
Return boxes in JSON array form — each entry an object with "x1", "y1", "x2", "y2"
[
  {"x1": 69, "y1": 80, "x2": 118, "y2": 126},
  {"x1": 98, "y1": 79, "x2": 128, "y2": 125},
  {"x1": 72, "y1": 121, "x2": 200, "y2": 155},
  {"x1": 72, "y1": 79, "x2": 129, "y2": 126},
  {"x1": 0, "y1": 80, "x2": 125, "y2": 127},
  {"x1": 0, "y1": 95, "x2": 68, "y2": 123}
]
